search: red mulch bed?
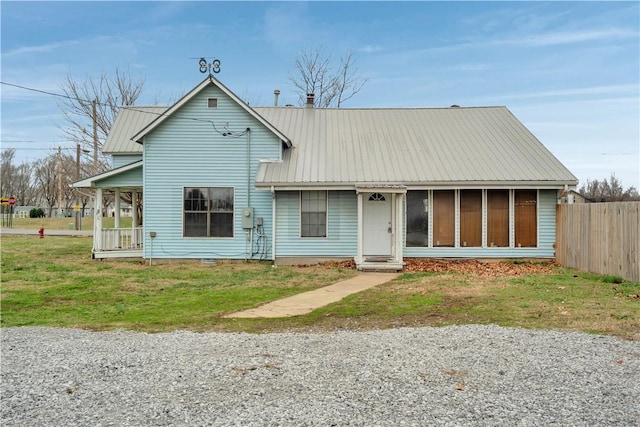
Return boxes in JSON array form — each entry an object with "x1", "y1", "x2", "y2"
[{"x1": 312, "y1": 258, "x2": 557, "y2": 277}]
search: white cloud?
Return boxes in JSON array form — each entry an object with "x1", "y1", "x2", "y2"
[
  {"x1": 359, "y1": 45, "x2": 384, "y2": 54},
  {"x1": 511, "y1": 28, "x2": 638, "y2": 47},
  {"x1": 3, "y1": 40, "x2": 82, "y2": 57},
  {"x1": 488, "y1": 84, "x2": 639, "y2": 102},
  {"x1": 451, "y1": 63, "x2": 492, "y2": 72}
]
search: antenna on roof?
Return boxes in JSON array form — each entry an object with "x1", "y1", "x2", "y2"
[{"x1": 192, "y1": 57, "x2": 221, "y2": 76}]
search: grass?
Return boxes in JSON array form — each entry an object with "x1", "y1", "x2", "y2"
[{"x1": 1, "y1": 235, "x2": 638, "y2": 340}]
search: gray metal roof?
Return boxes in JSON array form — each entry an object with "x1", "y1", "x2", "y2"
[
  {"x1": 254, "y1": 106, "x2": 577, "y2": 188},
  {"x1": 103, "y1": 106, "x2": 168, "y2": 154}
]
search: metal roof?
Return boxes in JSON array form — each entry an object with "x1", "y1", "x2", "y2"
[
  {"x1": 102, "y1": 106, "x2": 168, "y2": 154},
  {"x1": 254, "y1": 106, "x2": 577, "y2": 188}
]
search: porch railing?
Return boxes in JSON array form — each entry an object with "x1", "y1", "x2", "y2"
[{"x1": 99, "y1": 227, "x2": 143, "y2": 251}]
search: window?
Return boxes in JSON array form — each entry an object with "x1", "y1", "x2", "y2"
[
  {"x1": 301, "y1": 191, "x2": 327, "y2": 237},
  {"x1": 184, "y1": 187, "x2": 233, "y2": 237},
  {"x1": 406, "y1": 191, "x2": 429, "y2": 247},
  {"x1": 487, "y1": 190, "x2": 509, "y2": 247},
  {"x1": 433, "y1": 190, "x2": 455, "y2": 247},
  {"x1": 460, "y1": 190, "x2": 482, "y2": 247},
  {"x1": 207, "y1": 97, "x2": 218, "y2": 108},
  {"x1": 514, "y1": 190, "x2": 537, "y2": 247}
]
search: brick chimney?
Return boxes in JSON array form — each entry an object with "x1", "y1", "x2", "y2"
[{"x1": 306, "y1": 93, "x2": 314, "y2": 108}]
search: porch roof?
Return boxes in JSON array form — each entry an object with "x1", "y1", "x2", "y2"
[{"x1": 73, "y1": 161, "x2": 142, "y2": 189}]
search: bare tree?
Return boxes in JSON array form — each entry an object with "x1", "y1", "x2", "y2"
[
  {"x1": 579, "y1": 173, "x2": 640, "y2": 202},
  {"x1": 33, "y1": 154, "x2": 58, "y2": 217},
  {"x1": 289, "y1": 47, "x2": 368, "y2": 108},
  {"x1": 2, "y1": 148, "x2": 46, "y2": 209},
  {"x1": 57, "y1": 68, "x2": 145, "y2": 175},
  {"x1": 1, "y1": 148, "x2": 17, "y2": 198},
  {"x1": 13, "y1": 162, "x2": 38, "y2": 206}
]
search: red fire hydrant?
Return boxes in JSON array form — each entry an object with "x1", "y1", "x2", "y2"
[{"x1": 38, "y1": 226, "x2": 45, "y2": 238}]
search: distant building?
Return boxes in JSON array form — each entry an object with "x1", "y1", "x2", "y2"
[{"x1": 560, "y1": 190, "x2": 589, "y2": 204}]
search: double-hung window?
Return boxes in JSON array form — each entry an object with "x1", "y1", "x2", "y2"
[
  {"x1": 184, "y1": 187, "x2": 234, "y2": 237},
  {"x1": 301, "y1": 191, "x2": 327, "y2": 237}
]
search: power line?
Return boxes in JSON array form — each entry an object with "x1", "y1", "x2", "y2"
[
  {"x1": 1, "y1": 146, "x2": 77, "y2": 151},
  {"x1": 1, "y1": 80, "x2": 254, "y2": 138},
  {"x1": 0, "y1": 143, "x2": 74, "y2": 144},
  {"x1": 0, "y1": 81, "x2": 81, "y2": 102}
]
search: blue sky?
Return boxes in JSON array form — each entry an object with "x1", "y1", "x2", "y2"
[{"x1": 1, "y1": 1, "x2": 639, "y2": 189}]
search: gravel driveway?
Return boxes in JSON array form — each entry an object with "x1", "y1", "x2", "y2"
[{"x1": 2, "y1": 325, "x2": 639, "y2": 426}]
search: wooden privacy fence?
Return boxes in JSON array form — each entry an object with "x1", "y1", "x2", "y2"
[{"x1": 556, "y1": 202, "x2": 639, "y2": 282}]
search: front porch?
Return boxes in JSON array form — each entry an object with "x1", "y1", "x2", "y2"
[
  {"x1": 73, "y1": 161, "x2": 144, "y2": 260},
  {"x1": 92, "y1": 187, "x2": 143, "y2": 259},
  {"x1": 92, "y1": 226, "x2": 143, "y2": 259}
]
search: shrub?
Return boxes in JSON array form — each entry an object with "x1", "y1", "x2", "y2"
[{"x1": 29, "y1": 208, "x2": 45, "y2": 218}]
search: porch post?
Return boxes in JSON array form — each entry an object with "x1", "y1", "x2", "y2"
[
  {"x1": 395, "y1": 193, "x2": 404, "y2": 263},
  {"x1": 131, "y1": 189, "x2": 138, "y2": 247},
  {"x1": 356, "y1": 192, "x2": 363, "y2": 265},
  {"x1": 114, "y1": 189, "x2": 121, "y2": 229},
  {"x1": 93, "y1": 188, "x2": 103, "y2": 251}
]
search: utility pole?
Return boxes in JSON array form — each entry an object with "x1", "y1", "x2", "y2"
[
  {"x1": 76, "y1": 143, "x2": 81, "y2": 230},
  {"x1": 57, "y1": 146, "x2": 62, "y2": 219},
  {"x1": 92, "y1": 99, "x2": 98, "y2": 171}
]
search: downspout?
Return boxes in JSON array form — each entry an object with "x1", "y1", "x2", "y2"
[
  {"x1": 246, "y1": 129, "x2": 251, "y2": 207},
  {"x1": 271, "y1": 185, "x2": 276, "y2": 264},
  {"x1": 246, "y1": 129, "x2": 252, "y2": 260}
]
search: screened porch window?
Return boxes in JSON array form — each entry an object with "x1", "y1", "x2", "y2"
[
  {"x1": 514, "y1": 189, "x2": 537, "y2": 247},
  {"x1": 460, "y1": 189, "x2": 482, "y2": 247},
  {"x1": 184, "y1": 187, "x2": 234, "y2": 237},
  {"x1": 433, "y1": 190, "x2": 455, "y2": 247},
  {"x1": 301, "y1": 190, "x2": 327, "y2": 237},
  {"x1": 487, "y1": 189, "x2": 509, "y2": 247},
  {"x1": 406, "y1": 190, "x2": 429, "y2": 247}
]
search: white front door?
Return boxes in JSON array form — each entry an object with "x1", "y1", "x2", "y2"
[{"x1": 363, "y1": 192, "x2": 392, "y2": 256}]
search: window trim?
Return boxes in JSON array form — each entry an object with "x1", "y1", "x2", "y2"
[
  {"x1": 299, "y1": 190, "x2": 328, "y2": 238},
  {"x1": 207, "y1": 97, "x2": 218, "y2": 108},
  {"x1": 183, "y1": 186, "x2": 235, "y2": 239}
]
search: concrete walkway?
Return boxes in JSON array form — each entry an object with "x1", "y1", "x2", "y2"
[{"x1": 225, "y1": 272, "x2": 400, "y2": 318}]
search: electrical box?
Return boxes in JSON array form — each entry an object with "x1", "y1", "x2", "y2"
[
  {"x1": 256, "y1": 217, "x2": 263, "y2": 226},
  {"x1": 242, "y1": 207, "x2": 254, "y2": 229}
]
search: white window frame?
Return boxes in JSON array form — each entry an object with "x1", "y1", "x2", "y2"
[{"x1": 300, "y1": 190, "x2": 328, "y2": 238}]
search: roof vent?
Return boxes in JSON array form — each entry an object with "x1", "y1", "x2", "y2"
[
  {"x1": 450, "y1": 104, "x2": 460, "y2": 108},
  {"x1": 306, "y1": 93, "x2": 314, "y2": 108},
  {"x1": 274, "y1": 89, "x2": 280, "y2": 106}
]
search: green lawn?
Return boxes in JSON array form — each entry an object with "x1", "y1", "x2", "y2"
[{"x1": 1, "y1": 235, "x2": 638, "y2": 339}]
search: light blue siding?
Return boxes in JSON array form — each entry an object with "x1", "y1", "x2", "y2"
[
  {"x1": 95, "y1": 165, "x2": 142, "y2": 188},
  {"x1": 142, "y1": 84, "x2": 282, "y2": 259},
  {"x1": 112, "y1": 154, "x2": 142, "y2": 168},
  {"x1": 276, "y1": 191, "x2": 357, "y2": 257},
  {"x1": 404, "y1": 189, "x2": 558, "y2": 258}
]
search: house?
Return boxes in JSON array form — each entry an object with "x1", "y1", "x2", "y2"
[
  {"x1": 74, "y1": 76, "x2": 578, "y2": 270},
  {"x1": 559, "y1": 189, "x2": 590, "y2": 204}
]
